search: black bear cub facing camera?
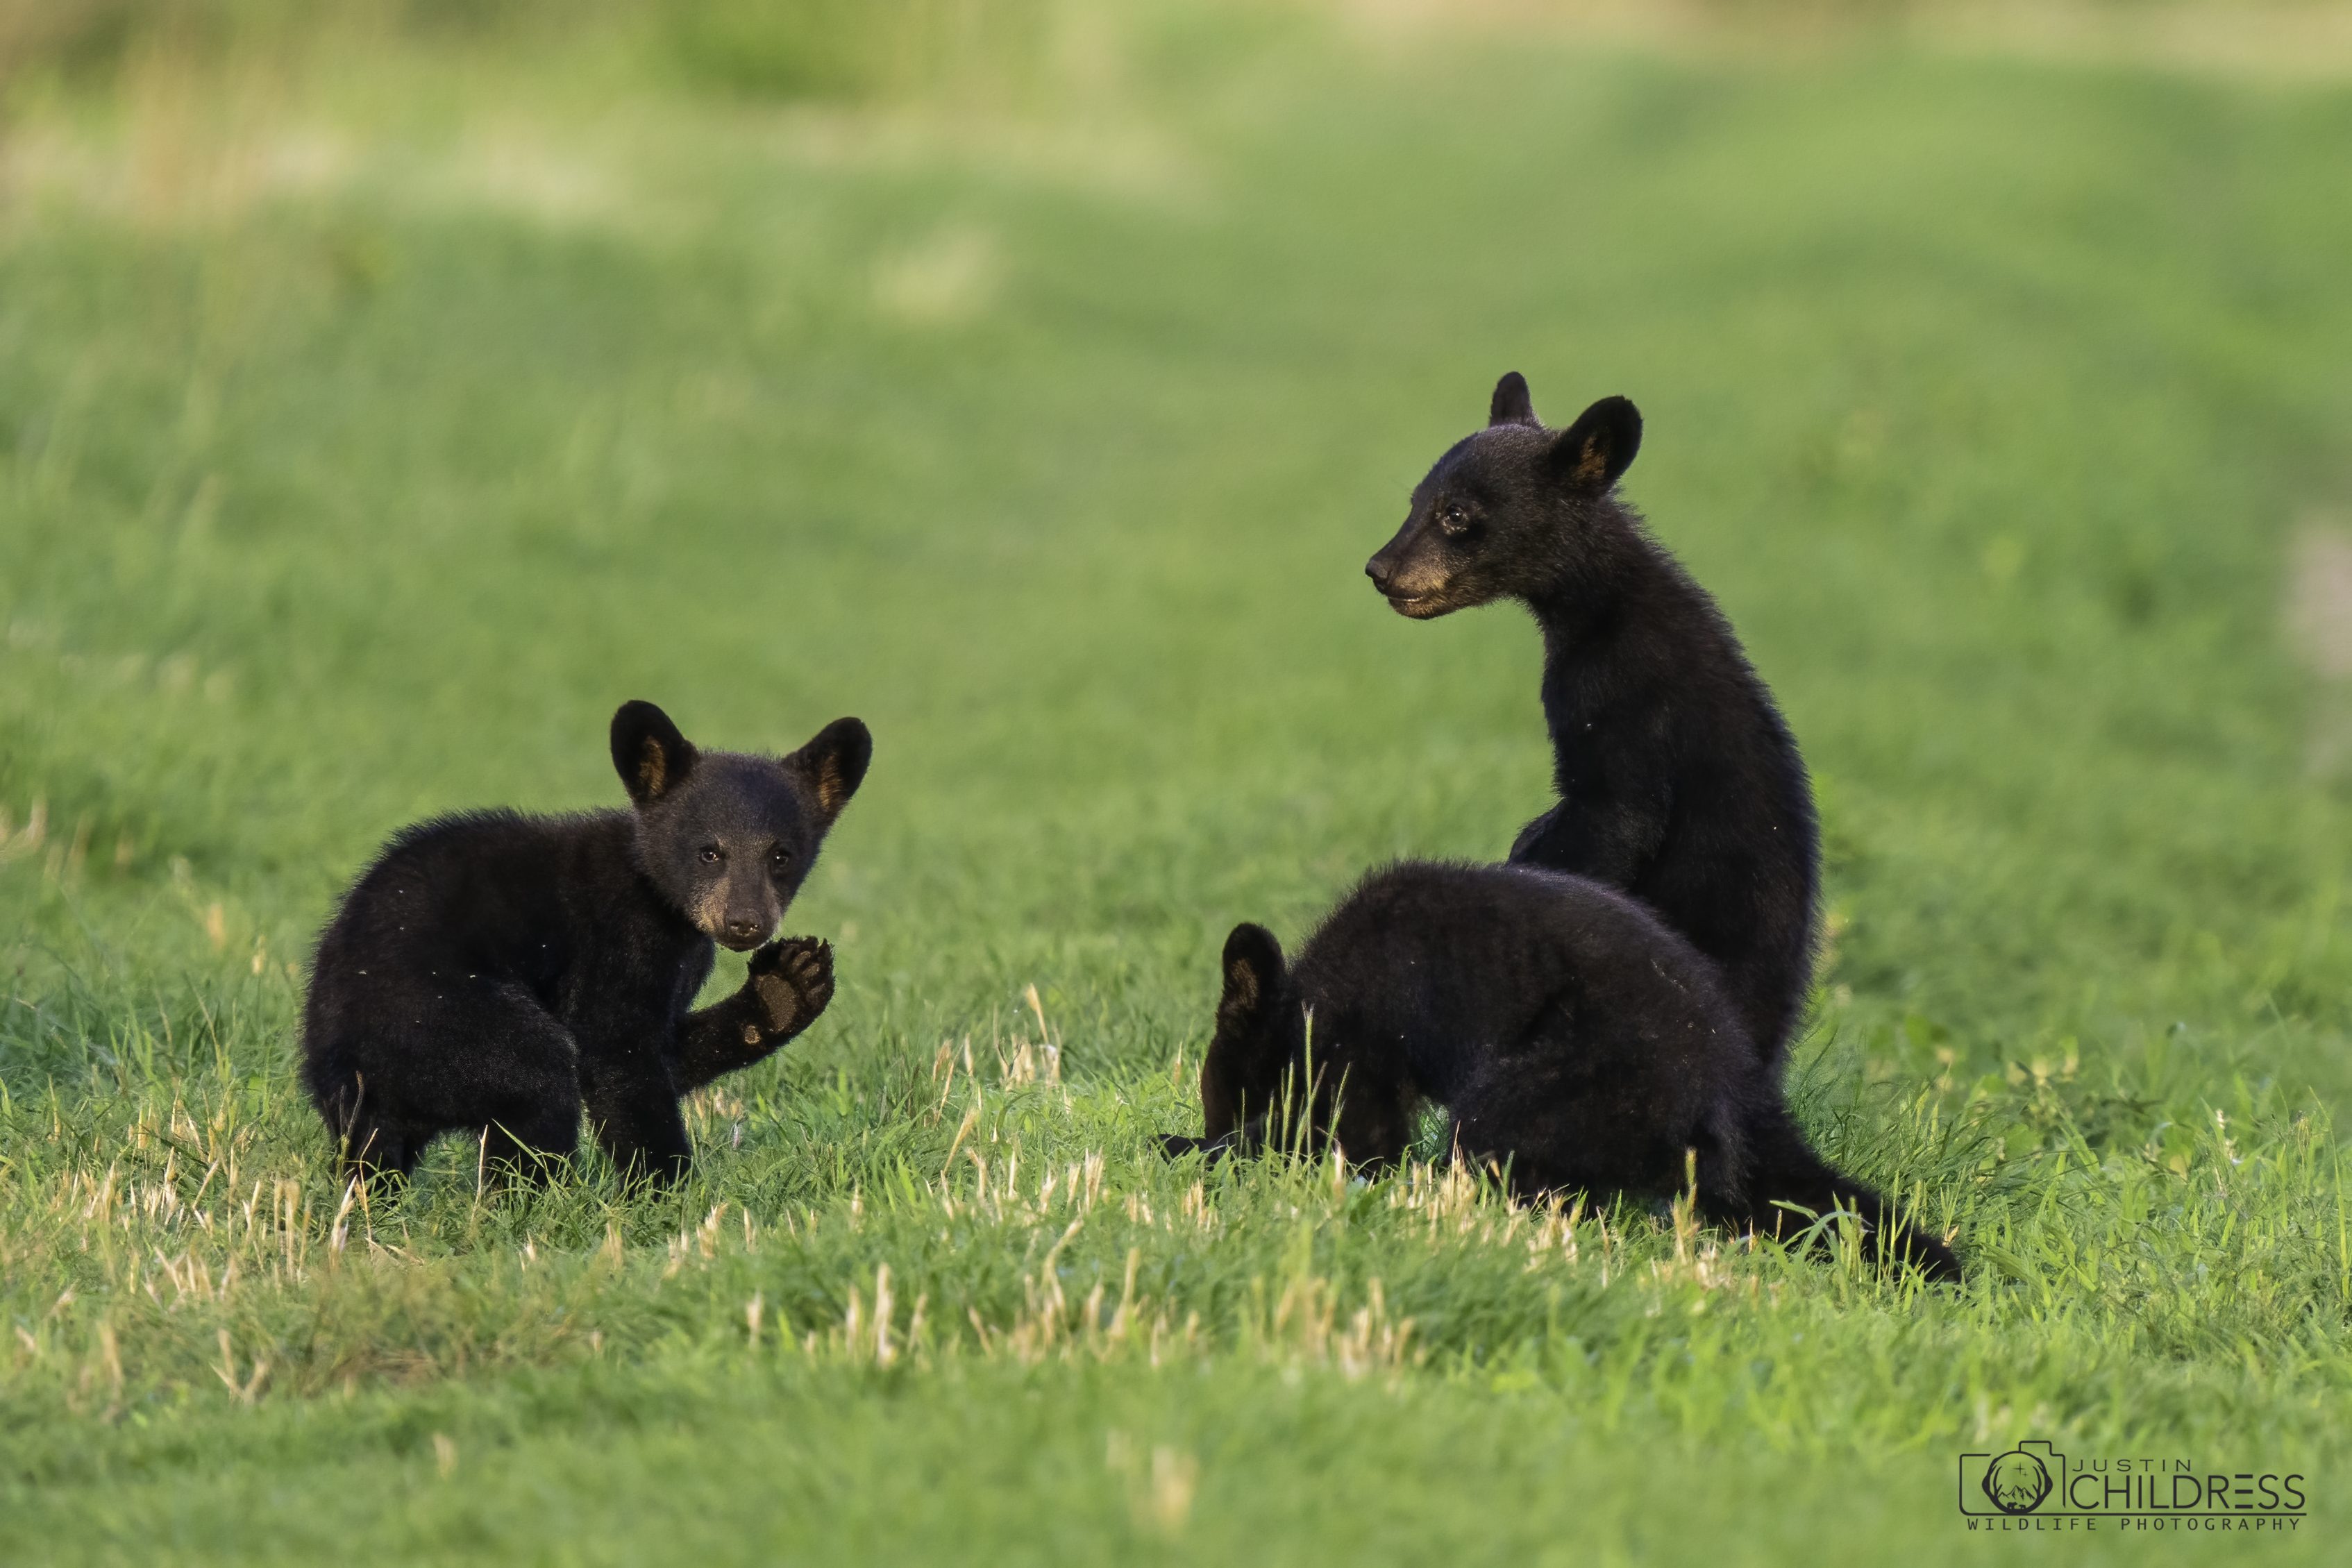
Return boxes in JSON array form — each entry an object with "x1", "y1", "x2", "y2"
[
  {"x1": 1164, "y1": 863, "x2": 1959, "y2": 1281},
  {"x1": 1366, "y1": 375, "x2": 1820, "y2": 1068},
  {"x1": 302, "y1": 701, "x2": 871, "y2": 1188}
]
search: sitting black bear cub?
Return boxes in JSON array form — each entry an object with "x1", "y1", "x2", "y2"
[
  {"x1": 302, "y1": 700, "x2": 871, "y2": 1188},
  {"x1": 1366, "y1": 376, "x2": 1820, "y2": 1068},
  {"x1": 1164, "y1": 862, "x2": 1958, "y2": 1280}
]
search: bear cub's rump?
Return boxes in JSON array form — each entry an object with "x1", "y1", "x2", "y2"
[
  {"x1": 301, "y1": 701, "x2": 871, "y2": 1188},
  {"x1": 1166, "y1": 861, "x2": 1958, "y2": 1281}
]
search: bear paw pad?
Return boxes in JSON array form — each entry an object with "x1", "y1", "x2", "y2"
[{"x1": 747, "y1": 936, "x2": 834, "y2": 1038}]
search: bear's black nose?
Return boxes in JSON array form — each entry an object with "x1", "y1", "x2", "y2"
[
  {"x1": 1366, "y1": 559, "x2": 1393, "y2": 593},
  {"x1": 725, "y1": 919, "x2": 765, "y2": 945}
]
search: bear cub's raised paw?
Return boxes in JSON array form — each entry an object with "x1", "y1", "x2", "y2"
[{"x1": 746, "y1": 937, "x2": 834, "y2": 1043}]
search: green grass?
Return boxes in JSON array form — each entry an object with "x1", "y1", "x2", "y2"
[{"x1": 5, "y1": 6, "x2": 2352, "y2": 1561}]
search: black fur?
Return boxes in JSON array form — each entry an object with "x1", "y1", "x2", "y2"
[
  {"x1": 301, "y1": 702, "x2": 872, "y2": 1188},
  {"x1": 1366, "y1": 375, "x2": 1820, "y2": 1065},
  {"x1": 1164, "y1": 862, "x2": 1958, "y2": 1281}
]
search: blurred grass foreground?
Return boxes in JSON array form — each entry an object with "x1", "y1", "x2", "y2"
[{"x1": 5, "y1": 1, "x2": 2352, "y2": 1563}]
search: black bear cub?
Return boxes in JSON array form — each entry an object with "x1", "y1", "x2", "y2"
[
  {"x1": 1164, "y1": 862, "x2": 1958, "y2": 1281},
  {"x1": 302, "y1": 701, "x2": 871, "y2": 1188},
  {"x1": 1366, "y1": 375, "x2": 1820, "y2": 1067}
]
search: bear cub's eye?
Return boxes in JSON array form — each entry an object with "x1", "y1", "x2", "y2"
[
  {"x1": 1436, "y1": 503, "x2": 1471, "y2": 536},
  {"x1": 699, "y1": 846, "x2": 723, "y2": 865},
  {"x1": 769, "y1": 847, "x2": 793, "y2": 868}
]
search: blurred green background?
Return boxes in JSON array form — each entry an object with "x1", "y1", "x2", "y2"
[{"x1": 3, "y1": 2, "x2": 2351, "y2": 1562}]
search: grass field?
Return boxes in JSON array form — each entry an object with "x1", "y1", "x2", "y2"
[{"x1": 4, "y1": 3, "x2": 2352, "y2": 1561}]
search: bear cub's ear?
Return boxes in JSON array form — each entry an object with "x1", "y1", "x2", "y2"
[
  {"x1": 788, "y1": 718, "x2": 873, "y2": 823},
  {"x1": 1488, "y1": 371, "x2": 1539, "y2": 428},
  {"x1": 1548, "y1": 395, "x2": 1642, "y2": 489},
  {"x1": 612, "y1": 700, "x2": 699, "y2": 805},
  {"x1": 1216, "y1": 922, "x2": 1285, "y2": 1029}
]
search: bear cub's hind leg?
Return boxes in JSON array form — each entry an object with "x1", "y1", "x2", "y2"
[
  {"x1": 314, "y1": 981, "x2": 582, "y2": 1190},
  {"x1": 476, "y1": 1098, "x2": 586, "y2": 1187}
]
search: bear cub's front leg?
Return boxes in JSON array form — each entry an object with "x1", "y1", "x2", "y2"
[{"x1": 669, "y1": 937, "x2": 837, "y2": 1095}]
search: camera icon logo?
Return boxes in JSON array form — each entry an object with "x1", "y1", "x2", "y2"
[{"x1": 1980, "y1": 1440, "x2": 2062, "y2": 1515}]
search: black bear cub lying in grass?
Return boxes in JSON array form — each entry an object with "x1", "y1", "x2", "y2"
[
  {"x1": 1367, "y1": 375, "x2": 1820, "y2": 1068},
  {"x1": 302, "y1": 700, "x2": 871, "y2": 1188},
  {"x1": 1164, "y1": 862, "x2": 1959, "y2": 1281}
]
